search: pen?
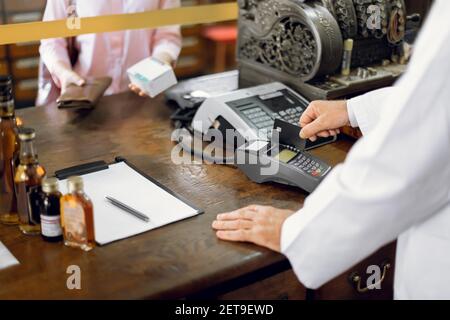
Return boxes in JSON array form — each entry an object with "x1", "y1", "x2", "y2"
[{"x1": 105, "y1": 196, "x2": 150, "y2": 223}]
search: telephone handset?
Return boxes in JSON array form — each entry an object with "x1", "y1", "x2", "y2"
[{"x1": 192, "y1": 82, "x2": 336, "y2": 149}]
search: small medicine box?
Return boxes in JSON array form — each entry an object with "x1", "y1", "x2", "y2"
[{"x1": 127, "y1": 57, "x2": 178, "y2": 98}]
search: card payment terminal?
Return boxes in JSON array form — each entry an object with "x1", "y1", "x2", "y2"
[{"x1": 235, "y1": 124, "x2": 332, "y2": 193}]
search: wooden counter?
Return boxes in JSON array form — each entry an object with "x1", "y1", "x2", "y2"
[{"x1": 0, "y1": 92, "x2": 395, "y2": 299}]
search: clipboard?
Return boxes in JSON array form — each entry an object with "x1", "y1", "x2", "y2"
[{"x1": 55, "y1": 157, "x2": 204, "y2": 245}]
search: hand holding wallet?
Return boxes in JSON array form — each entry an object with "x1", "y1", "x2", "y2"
[{"x1": 57, "y1": 77, "x2": 112, "y2": 109}]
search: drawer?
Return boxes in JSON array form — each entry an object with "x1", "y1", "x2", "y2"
[
  {"x1": 312, "y1": 242, "x2": 396, "y2": 300},
  {"x1": 181, "y1": 25, "x2": 202, "y2": 37},
  {"x1": 12, "y1": 57, "x2": 40, "y2": 79},
  {"x1": 14, "y1": 78, "x2": 38, "y2": 102},
  {"x1": 180, "y1": 0, "x2": 199, "y2": 7},
  {"x1": 0, "y1": 60, "x2": 8, "y2": 76},
  {"x1": 175, "y1": 56, "x2": 204, "y2": 78},
  {"x1": 7, "y1": 11, "x2": 43, "y2": 24},
  {"x1": 9, "y1": 41, "x2": 40, "y2": 58},
  {"x1": 217, "y1": 270, "x2": 306, "y2": 300},
  {"x1": 0, "y1": 46, "x2": 6, "y2": 59},
  {"x1": 180, "y1": 41, "x2": 202, "y2": 56},
  {"x1": 4, "y1": 0, "x2": 46, "y2": 13}
]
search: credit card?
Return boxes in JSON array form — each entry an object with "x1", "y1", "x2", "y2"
[{"x1": 273, "y1": 119, "x2": 307, "y2": 151}]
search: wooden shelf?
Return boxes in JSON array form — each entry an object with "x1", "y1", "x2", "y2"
[
  {"x1": 9, "y1": 42, "x2": 41, "y2": 59},
  {"x1": 3, "y1": 0, "x2": 46, "y2": 12},
  {"x1": 0, "y1": 60, "x2": 7, "y2": 76},
  {"x1": 0, "y1": 0, "x2": 44, "y2": 106}
]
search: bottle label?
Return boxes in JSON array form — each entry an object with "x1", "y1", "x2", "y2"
[
  {"x1": 0, "y1": 100, "x2": 14, "y2": 111},
  {"x1": 27, "y1": 186, "x2": 42, "y2": 225},
  {"x1": 41, "y1": 214, "x2": 62, "y2": 237},
  {"x1": 0, "y1": 124, "x2": 17, "y2": 214},
  {"x1": 63, "y1": 203, "x2": 87, "y2": 243},
  {"x1": 17, "y1": 183, "x2": 42, "y2": 225}
]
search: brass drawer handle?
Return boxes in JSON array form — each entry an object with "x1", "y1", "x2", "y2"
[{"x1": 349, "y1": 262, "x2": 391, "y2": 294}]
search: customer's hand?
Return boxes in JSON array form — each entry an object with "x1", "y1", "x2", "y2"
[
  {"x1": 129, "y1": 53, "x2": 175, "y2": 98},
  {"x1": 212, "y1": 205, "x2": 294, "y2": 252},
  {"x1": 60, "y1": 70, "x2": 85, "y2": 94},
  {"x1": 129, "y1": 84, "x2": 149, "y2": 97},
  {"x1": 299, "y1": 100, "x2": 350, "y2": 142},
  {"x1": 53, "y1": 61, "x2": 85, "y2": 94}
]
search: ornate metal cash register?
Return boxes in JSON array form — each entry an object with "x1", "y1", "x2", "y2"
[{"x1": 237, "y1": 0, "x2": 414, "y2": 100}]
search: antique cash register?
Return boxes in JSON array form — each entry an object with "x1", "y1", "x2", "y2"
[
  {"x1": 169, "y1": 0, "x2": 418, "y2": 138},
  {"x1": 237, "y1": 0, "x2": 412, "y2": 100}
]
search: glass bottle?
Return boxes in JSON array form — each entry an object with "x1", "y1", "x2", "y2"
[
  {"x1": 40, "y1": 177, "x2": 63, "y2": 243},
  {"x1": 0, "y1": 75, "x2": 20, "y2": 225},
  {"x1": 14, "y1": 127, "x2": 46, "y2": 235},
  {"x1": 10, "y1": 117, "x2": 23, "y2": 219},
  {"x1": 61, "y1": 176, "x2": 95, "y2": 251},
  {"x1": 11, "y1": 116, "x2": 23, "y2": 183}
]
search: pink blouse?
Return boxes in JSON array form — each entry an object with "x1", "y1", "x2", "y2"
[{"x1": 40, "y1": 0, "x2": 182, "y2": 95}]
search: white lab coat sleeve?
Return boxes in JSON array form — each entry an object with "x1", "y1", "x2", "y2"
[
  {"x1": 347, "y1": 87, "x2": 396, "y2": 135},
  {"x1": 280, "y1": 0, "x2": 450, "y2": 289}
]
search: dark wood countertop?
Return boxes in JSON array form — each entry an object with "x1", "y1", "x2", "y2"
[{"x1": 0, "y1": 92, "x2": 353, "y2": 299}]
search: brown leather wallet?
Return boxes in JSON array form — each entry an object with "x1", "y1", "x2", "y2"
[{"x1": 57, "y1": 77, "x2": 112, "y2": 109}]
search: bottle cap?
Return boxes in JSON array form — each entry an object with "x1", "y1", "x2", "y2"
[
  {"x1": 0, "y1": 75, "x2": 12, "y2": 89},
  {"x1": 18, "y1": 127, "x2": 36, "y2": 141},
  {"x1": 67, "y1": 176, "x2": 84, "y2": 193},
  {"x1": 0, "y1": 101, "x2": 14, "y2": 117},
  {"x1": 42, "y1": 177, "x2": 60, "y2": 193},
  {"x1": 0, "y1": 76, "x2": 14, "y2": 116}
]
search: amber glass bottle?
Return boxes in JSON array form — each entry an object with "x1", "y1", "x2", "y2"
[
  {"x1": 0, "y1": 76, "x2": 20, "y2": 225},
  {"x1": 61, "y1": 176, "x2": 95, "y2": 251},
  {"x1": 11, "y1": 116, "x2": 23, "y2": 185},
  {"x1": 10, "y1": 117, "x2": 23, "y2": 219},
  {"x1": 14, "y1": 128, "x2": 46, "y2": 235},
  {"x1": 40, "y1": 178, "x2": 63, "y2": 243}
]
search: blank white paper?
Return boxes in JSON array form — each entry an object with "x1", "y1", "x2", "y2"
[
  {"x1": 59, "y1": 162, "x2": 200, "y2": 245},
  {"x1": 0, "y1": 241, "x2": 19, "y2": 270}
]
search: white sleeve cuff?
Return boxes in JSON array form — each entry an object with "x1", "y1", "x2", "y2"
[
  {"x1": 345, "y1": 87, "x2": 395, "y2": 136},
  {"x1": 280, "y1": 211, "x2": 303, "y2": 253},
  {"x1": 152, "y1": 41, "x2": 182, "y2": 63},
  {"x1": 280, "y1": 205, "x2": 332, "y2": 290},
  {"x1": 346, "y1": 99, "x2": 359, "y2": 128},
  {"x1": 346, "y1": 94, "x2": 375, "y2": 135},
  {"x1": 281, "y1": 206, "x2": 322, "y2": 253}
]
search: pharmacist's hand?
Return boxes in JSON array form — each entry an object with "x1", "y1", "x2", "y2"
[
  {"x1": 212, "y1": 205, "x2": 294, "y2": 252},
  {"x1": 299, "y1": 100, "x2": 350, "y2": 142},
  {"x1": 129, "y1": 84, "x2": 149, "y2": 97}
]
